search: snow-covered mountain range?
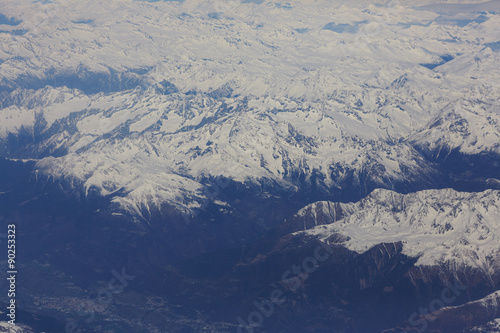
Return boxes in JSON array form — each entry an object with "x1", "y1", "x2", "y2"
[
  {"x1": 295, "y1": 188, "x2": 500, "y2": 269},
  {"x1": 1, "y1": 0, "x2": 500, "y2": 220},
  {"x1": 1, "y1": 1, "x2": 500, "y2": 332}
]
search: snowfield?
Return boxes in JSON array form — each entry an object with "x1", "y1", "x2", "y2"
[
  {"x1": 297, "y1": 188, "x2": 500, "y2": 270},
  {"x1": 0, "y1": 0, "x2": 499, "y2": 218}
]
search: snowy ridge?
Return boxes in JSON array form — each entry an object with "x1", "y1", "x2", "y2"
[
  {"x1": 410, "y1": 83, "x2": 500, "y2": 155},
  {"x1": 0, "y1": 0, "x2": 499, "y2": 216},
  {"x1": 469, "y1": 318, "x2": 500, "y2": 332},
  {"x1": 0, "y1": 322, "x2": 34, "y2": 333},
  {"x1": 27, "y1": 86, "x2": 439, "y2": 217},
  {"x1": 299, "y1": 188, "x2": 500, "y2": 270},
  {"x1": 1, "y1": 0, "x2": 499, "y2": 97},
  {"x1": 398, "y1": 289, "x2": 500, "y2": 332}
]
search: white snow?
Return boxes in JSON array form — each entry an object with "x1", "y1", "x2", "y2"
[
  {"x1": 0, "y1": 0, "x2": 499, "y2": 219},
  {"x1": 299, "y1": 189, "x2": 500, "y2": 270}
]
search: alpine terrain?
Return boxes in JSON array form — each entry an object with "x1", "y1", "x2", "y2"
[{"x1": 0, "y1": 0, "x2": 499, "y2": 332}]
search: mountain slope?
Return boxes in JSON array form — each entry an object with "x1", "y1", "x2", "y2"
[
  {"x1": 297, "y1": 188, "x2": 500, "y2": 271},
  {"x1": 0, "y1": 1, "x2": 499, "y2": 332}
]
